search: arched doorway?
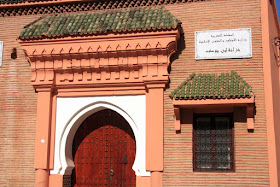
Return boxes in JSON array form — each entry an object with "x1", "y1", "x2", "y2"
[{"x1": 71, "y1": 109, "x2": 136, "y2": 186}]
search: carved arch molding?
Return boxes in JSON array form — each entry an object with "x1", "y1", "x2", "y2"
[{"x1": 19, "y1": 31, "x2": 180, "y2": 91}]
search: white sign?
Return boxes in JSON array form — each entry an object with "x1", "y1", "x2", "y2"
[
  {"x1": 0, "y1": 41, "x2": 3, "y2": 67},
  {"x1": 195, "y1": 28, "x2": 252, "y2": 60}
]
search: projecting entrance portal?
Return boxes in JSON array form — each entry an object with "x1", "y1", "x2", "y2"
[{"x1": 71, "y1": 109, "x2": 136, "y2": 187}]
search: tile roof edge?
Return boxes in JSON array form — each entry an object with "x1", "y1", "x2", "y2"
[
  {"x1": 169, "y1": 72, "x2": 195, "y2": 98},
  {"x1": 169, "y1": 71, "x2": 254, "y2": 100},
  {"x1": 17, "y1": 30, "x2": 180, "y2": 43},
  {"x1": 19, "y1": 28, "x2": 181, "y2": 40},
  {"x1": 0, "y1": 0, "x2": 91, "y2": 8},
  {"x1": 172, "y1": 97, "x2": 255, "y2": 105},
  {"x1": 18, "y1": 6, "x2": 182, "y2": 40},
  {"x1": 231, "y1": 70, "x2": 252, "y2": 88},
  {"x1": 162, "y1": 7, "x2": 182, "y2": 25}
]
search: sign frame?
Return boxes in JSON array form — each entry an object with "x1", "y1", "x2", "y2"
[
  {"x1": 0, "y1": 41, "x2": 3, "y2": 67},
  {"x1": 195, "y1": 28, "x2": 252, "y2": 60}
]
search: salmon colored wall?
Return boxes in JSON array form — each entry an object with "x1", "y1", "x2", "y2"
[
  {"x1": 164, "y1": 0, "x2": 270, "y2": 186},
  {"x1": 34, "y1": 90, "x2": 53, "y2": 187},
  {"x1": 1, "y1": 0, "x2": 279, "y2": 186},
  {"x1": 136, "y1": 176, "x2": 151, "y2": 187},
  {"x1": 0, "y1": 15, "x2": 40, "y2": 186},
  {"x1": 49, "y1": 175, "x2": 63, "y2": 187},
  {"x1": 269, "y1": 3, "x2": 280, "y2": 186},
  {"x1": 34, "y1": 91, "x2": 52, "y2": 169},
  {"x1": 146, "y1": 87, "x2": 164, "y2": 172},
  {"x1": 261, "y1": 0, "x2": 280, "y2": 186}
]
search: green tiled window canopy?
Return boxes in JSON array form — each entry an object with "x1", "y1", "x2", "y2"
[
  {"x1": 170, "y1": 71, "x2": 253, "y2": 100},
  {"x1": 19, "y1": 6, "x2": 181, "y2": 40}
]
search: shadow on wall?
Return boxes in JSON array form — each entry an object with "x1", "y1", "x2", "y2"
[{"x1": 166, "y1": 32, "x2": 186, "y2": 89}]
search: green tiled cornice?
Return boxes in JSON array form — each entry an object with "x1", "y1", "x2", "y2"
[
  {"x1": 170, "y1": 71, "x2": 253, "y2": 100},
  {"x1": 0, "y1": 0, "x2": 49, "y2": 4},
  {"x1": 19, "y1": 6, "x2": 181, "y2": 40}
]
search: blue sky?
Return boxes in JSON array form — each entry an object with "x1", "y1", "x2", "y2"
[{"x1": 277, "y1": 0, "x2": 280, "y2": 21}]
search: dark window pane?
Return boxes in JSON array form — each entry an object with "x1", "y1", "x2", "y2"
[
  {"x1": 215, "y1": 116, "x2": 231, "y2": 129},
  {"x1": 195, "y1": 116, "x2": 211, "y2": 130}
]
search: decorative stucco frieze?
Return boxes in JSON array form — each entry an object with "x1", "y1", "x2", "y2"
[{"x1": 19, "y1": 31, "x2": 180, "y2": 90}]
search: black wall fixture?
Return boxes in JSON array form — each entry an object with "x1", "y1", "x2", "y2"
[{"x1": 11, "y1": 48, "x2": 17, "y2": 59}]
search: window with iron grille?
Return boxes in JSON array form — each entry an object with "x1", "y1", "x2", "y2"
[{"x1": 193, "y1": 113, "x2": 234, "y2": 171}]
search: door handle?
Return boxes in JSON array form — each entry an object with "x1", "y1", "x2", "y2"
[
  {"x1": 110, "y1": 167, "x2": 114, "y2": 181},
  {"x1": 110, "y1": 167, "x2": 114, "y2": 176}
]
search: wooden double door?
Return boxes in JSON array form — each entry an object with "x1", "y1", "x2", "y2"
[{"x1": 71, "y1": 109, "x2": 136, "y2": 187}]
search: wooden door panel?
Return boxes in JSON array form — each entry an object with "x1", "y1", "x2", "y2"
[
  {"x1": 109, "y1": 128, "x2": 135, "y2": 186},
  {"x1": 71, "y1": 109, "x2": 136, "y2": 187}
]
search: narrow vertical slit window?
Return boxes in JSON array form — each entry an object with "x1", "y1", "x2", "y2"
[{"x1": 193, "y1": 113, "x2": 234, "y2": 171}]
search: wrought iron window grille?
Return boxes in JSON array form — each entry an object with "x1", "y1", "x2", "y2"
[{"x1": 193, "y1": 113, "x2": 234, "y2": 172}]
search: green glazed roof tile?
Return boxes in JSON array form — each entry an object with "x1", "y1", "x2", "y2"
[
  {"x1": 0, "y1": 0, "x2": 47, "y2": 4},
  {"x1": 169, "y1": 71, "x2": 253, "y2": 100},
  {"x1": 19, "y1": 6, "x2": 181, "y2": 40}
]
